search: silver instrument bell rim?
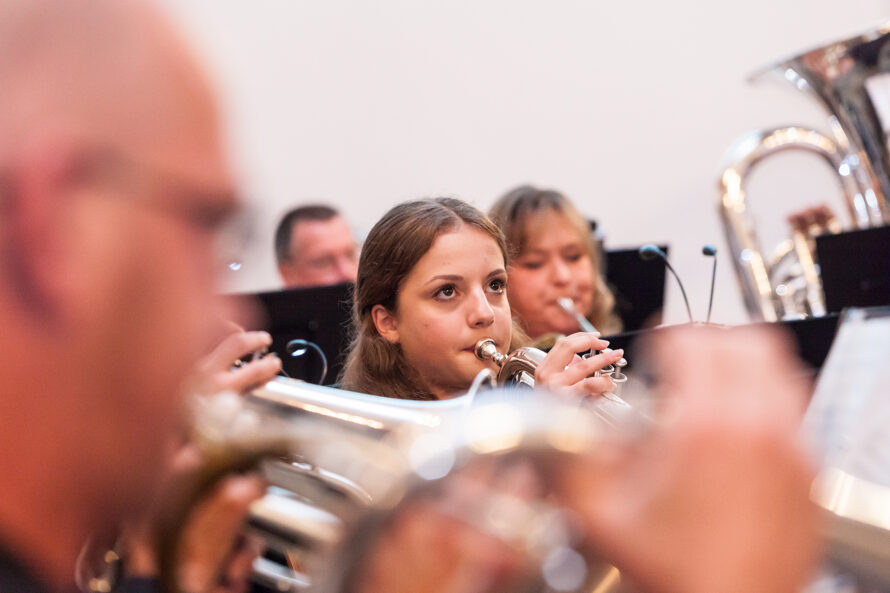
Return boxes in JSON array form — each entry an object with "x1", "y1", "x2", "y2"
[{"x1": 747, "y1": 21, "x2": 890, "y2": 83}]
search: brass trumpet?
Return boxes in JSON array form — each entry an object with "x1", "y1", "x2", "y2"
[
  {"x1": 474, "y1": 338, "x2": 629, "y2": 396},
  {"x1": 474, "y1": 339, "x2": 544, "y2": 388}
]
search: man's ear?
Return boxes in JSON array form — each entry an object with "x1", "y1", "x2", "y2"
[
  {"x1": 371, "y1": 304, "x2": 400, "y2": 344},
  {"x1": 3, "y1": 142, "x2": 78, "y2": 320}
]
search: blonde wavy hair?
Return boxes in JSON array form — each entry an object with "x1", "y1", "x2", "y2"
[{"x1": 489, "y1": 185, "x2": 622, "y2": 337}]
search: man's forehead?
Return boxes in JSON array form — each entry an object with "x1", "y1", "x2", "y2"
[
  {"x1": 294, "y1": 216, "x2": 352, "y2": 238},
  {"x1": 291, "y1": 216, "x2": 354, "y2": 254},
  {"x1": 0, "y1": 0, "x2": 228, "y2": 185}
]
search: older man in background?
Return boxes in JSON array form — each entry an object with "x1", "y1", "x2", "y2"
[{"x1": 274, "y1": 204, "x2": 359, "y2": 288}]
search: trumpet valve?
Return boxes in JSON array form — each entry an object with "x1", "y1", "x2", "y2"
[
  {"x1": 611, "y1": 357, "x2": 628, "y2": 383},
  {"x1": 594, "y1": 348, "x2": 616, "y2": 377}
]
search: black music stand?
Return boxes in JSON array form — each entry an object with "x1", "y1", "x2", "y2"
[
  {"x1": 603, "y1": 245, "x2": 668, "y2": 331},
  {"x1": 247, "y1": 282, "x2": 354, "y2": 385},
  {"x1": 604, "y1": 314, "x2": 841, "y2": 377},
  {"x1": 817, "y1": 225, "x2": 890, "y2": 314},
  {"x1": 245, "y1": 242, "x2": 669, "y2": 382}
]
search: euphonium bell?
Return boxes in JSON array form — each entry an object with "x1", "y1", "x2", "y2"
[
  {"x1": 156, "y1": 379, "x2": 635, "y2": 593},
  {"x1": 156, "y1": 379, "x2": 473, "y2": 593},
  {"x1": 719, "y1": 24, "x2": 890, "y2": 322}
]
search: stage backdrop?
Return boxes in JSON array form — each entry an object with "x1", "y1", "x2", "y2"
[{"x1": 155, "y1": 0, "x2": 889, "y2": 325}]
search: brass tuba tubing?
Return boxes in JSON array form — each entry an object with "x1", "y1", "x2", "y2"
[
  {"x1": 719, "y1": 23, "x2": 890, "y2": 322},
  {"x1": 718, "y1": 127, "x2": 852, "y2": 321}
]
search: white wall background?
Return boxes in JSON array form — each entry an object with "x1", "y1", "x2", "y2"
[{"x1": 154, "y1": 0, "x2": 890, "y2": 325}]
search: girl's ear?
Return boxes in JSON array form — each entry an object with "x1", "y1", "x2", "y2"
[{"x1": 371, "y1": 304, "x2": 400, "y2": 344}]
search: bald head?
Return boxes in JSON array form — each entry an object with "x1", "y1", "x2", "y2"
[
  {"x1": 0, "y1": 0, "x2": 225, "y2": 181},
  {"x1": 0, "y1": 1, "x2": 239, "y2": 585}
]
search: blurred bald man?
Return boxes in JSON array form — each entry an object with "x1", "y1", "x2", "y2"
[{"x1": 0, "y1": 1, "x2": 240, "y2": 591}]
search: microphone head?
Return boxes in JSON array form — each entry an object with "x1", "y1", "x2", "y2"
[
  {"x1": 638, "y1": 244, "x2": 666, "y2": 261},
  {"x1": 702, "y1": 245, "x2": 717, "y2": 257}
]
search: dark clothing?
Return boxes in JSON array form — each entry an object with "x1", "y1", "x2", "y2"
[
  {"x1": 0, "y1": 545, "x2": 50, "y2": 593},
  {"x1": 0, "y1": 543, "x2": 160, "y2": 593},
  {"x1": 117, "y1": 577, "x2": 158, "y2": 593}
]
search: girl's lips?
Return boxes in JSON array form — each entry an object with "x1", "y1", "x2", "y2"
[{"x1": 464, "y1": 340, "x2": 497, "y2": 353}]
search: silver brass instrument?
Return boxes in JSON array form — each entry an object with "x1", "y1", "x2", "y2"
[
  {"x1": 157, "y1": 330, "x2": 890, "y2": 593},
  {"x1": 318, "y1": 390, "x2": 633, "y2": 593},
  {"x1": 474, "y1": 339, "x2": 544, "y2": 388},
  {"x1": 718, "y1": 24, "x2": 890, "y2": 322},
  {"x1": 474, "y1": 338, "x2": 629, "y2": 395},
  {"x1": 158, "y1": 377, "x2": 634, "y2": 593},
  {"x1": 158, "y1": 380, "x2": 471, "y2": 593}
]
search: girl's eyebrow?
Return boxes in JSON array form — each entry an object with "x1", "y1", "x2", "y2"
[
  {"x1": 423, "y1": 270, "x2": 505, "y2": 286},
  {"x1": 424, "y1": 274, "x2": 462, "y2": 286}
]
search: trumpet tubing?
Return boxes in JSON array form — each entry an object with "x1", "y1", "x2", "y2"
[
  {"x1": 473, "y1": 338, "x2": 629, "y2": 396},
  {"x1": 474, "y1": 339, "x2": 544, "y2": 388}
]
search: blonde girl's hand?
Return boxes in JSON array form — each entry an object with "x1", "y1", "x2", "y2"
[{"x1": 534, "y1": 332, "x2": 625, "y2": 397}]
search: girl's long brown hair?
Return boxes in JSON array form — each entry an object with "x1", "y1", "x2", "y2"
[
  {"x1": 339, "y1": 197, "x2": 513, "y2": 400},
  {"x1": 489, "y1": 185, "x2": 622, "y2": 337}
]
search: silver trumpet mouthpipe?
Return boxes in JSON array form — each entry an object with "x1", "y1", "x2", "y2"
[
  {"x1": 474, "y1": 338, "x2": 506, "y2": 367},
  {"x1": 475, "y1": 339, "x2": 543, "y2": 388},
  {"x1": 557, "y1": 297, "x2": 599, "y2": 334},
  {"x1": 474, "y1": 338, "x2": 630, "y2": 395}
]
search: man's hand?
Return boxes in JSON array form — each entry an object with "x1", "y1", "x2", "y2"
[
  {"x1": 188, "y1": 328, "x2": 282, "y2": 397},
  {"x1": 124, "y1": 444, "x2": 266, "y2": 593},
  {"x1": 558, "y1": 327, "x2": 820, "y2": 593}
]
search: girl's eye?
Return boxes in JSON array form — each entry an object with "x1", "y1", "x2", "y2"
[
  {"x1": 520, "y1": 260, "x2": 544, "y2": 270},
  {"x1": 434, "y1": 285, "x2": 456, "y2": 300},
  {"x1": 487, "y1": 278, "x2": 506, "y2": 293}
]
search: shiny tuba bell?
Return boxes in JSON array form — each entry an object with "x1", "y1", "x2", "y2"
[{"x1": 718, "y1": 24, "x2": 890, "y2": 322}]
